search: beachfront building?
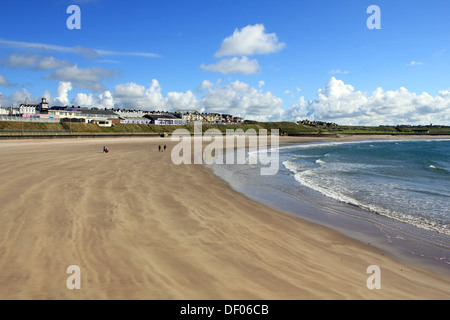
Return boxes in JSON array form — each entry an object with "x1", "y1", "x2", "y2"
[
  {"x1": 115, "y1": 110, "x2": 147, "y2": 119},
  {"x1": 206, "y1": 113, "x2": 225, "y2": 124},
  {"x1": 19, "y1": 105, "x2": 38, "y2": 117},
  {"x1": 45, "y1": 107, "x2": 81, "y2": 120},
  {"x1": 0, "y1": 106, "x2": 9, "y2": 115},
  {"x1": 175, "y1": 110, "x2": 203, "y2": 123},
  {"x1": 40, "y1": 107, "x2": 118, "y2": 127},
  {"x1": 17, "y1": 98, "x2": 49, "y2": 117},
  {"x1": 144, "y1": 114, "x2": 186, "y2": 125},
  {"x1": 119, "y1": 117, "x2": 151, "y2": 125},
  {"x1": 78, "y1": 108, "x2": 119, "y2": 127}
]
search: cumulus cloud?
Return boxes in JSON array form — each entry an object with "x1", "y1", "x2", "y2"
[
  {"x1": 3, "y1": 76, "x2": 449, "y2": 126},
  {"x1": 284, "y1": 90, "x2": 294, "y2": 98},
  {"x1": 0, "y1": 75, "x2": 15, "y2": 87},
  {"x1": 3, "y1": 53, "x2": 72, "y2": 70},
  {"x1": 167, "y1": 90, "x2": 201, "y2": 111},
  {"x1": 4, "y1": 53, "x2": 38, "y2": 68},
  {"x1": 0, "y1": 88, "x2": 37, "y2": 107},
  {"x1": 201, "y1": 80, "x2": 284, "y2": 121},
  {"x1": 75, "y1": 79, "x2": 283, "y2": 120},
  {"x1": 200, "y1": 56, "x2": 261, "y2": 75},
  {"x1": 112, "y1": 80, "x2": 202, "y2": 111},
  {"x1": 215, "y1": 24, "x2": 285, "y2": 57},
  {"x1": 72, "y1": 90, "x2": 114, "y2": 109},
  {"x1": 284, "y1": 77, "x2": 450, "y2": 125},
  {"x1": 45, "y1": 65, "x2": 115, "y2": 92},
  {"x1": 55, "y1": 81, "x2": 73, "y2": 105},
  {"x1": 113, "y1": 80, "x2": 166, "y2": 110},
  {"x1": 197, "y1": 80, "x2": 214, "y2": 93},
  {"x1": 37, "y1": 56, "x2": 73, "y2": 70}
]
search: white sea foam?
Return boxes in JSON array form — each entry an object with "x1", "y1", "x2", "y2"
[
  {"x1": 282, "y1": 158, "x2": 450, "y2": 236},
  {"x1": 315, "y1": 159, "x2": 326, "y2": 165}
]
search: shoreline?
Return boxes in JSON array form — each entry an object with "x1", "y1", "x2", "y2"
[
  {"x1": 210, "y1": 135, "x2": 450, "y2": 276},
  {"x1": 0, "y1": 136, "x2": 449, "y2": 299}
]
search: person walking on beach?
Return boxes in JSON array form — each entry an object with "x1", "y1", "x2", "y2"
[
  {"x1": 103, "y1": 146, "x2": 109, "y2": 153},
  {"x1": 158, "y1": 145, "x2": 161, "y2": 152},
  {"x1": 164, "y1": 145, "x2": 167, "y2": 152}
]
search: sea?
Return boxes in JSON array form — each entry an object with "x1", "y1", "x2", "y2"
[{"x1": 209, "y1": 139, "x2": 450, "y2": 273}]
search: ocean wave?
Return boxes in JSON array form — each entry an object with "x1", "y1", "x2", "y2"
[
  {"x1": 315, "y1": 159, "x2": 326, "y2": 165},
  {"x1": 282, "y1": 160, "x2": 302, "y2": 174},
  {"x1": 282, "y1": 160, "x2": 450, "y2": 236},
  {"x1": 428, "y1": 164, "x2": 449, "y2": 174}
]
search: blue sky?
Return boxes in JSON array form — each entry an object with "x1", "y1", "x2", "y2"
[{"x1": 0, "y1": 0, "x2": 449, "y2": 124}]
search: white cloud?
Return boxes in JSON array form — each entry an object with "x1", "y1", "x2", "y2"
[
  {"x1": 55, "y1": 81, "x2": 73, "y2": 105},
  {"x1": 4, "y1": 53, "x2": 38, "y2": 68},
  {"x1": 114, "y1": 82, "x2": 146, "y2": 98},
  {"x1": 201, "y1": 80, "x2": 284, "y2": 121},
  {"x1": 74, "y1": 46, "x2": 101, "y2": 60},
  {"x1": 45, "y1": 65, "x2": 115, "y2": 92},
  {"x1": 72, "y1": 90, "x2": 114, "y2": 109},
  {"x1": 167, "y1": 90, "x2": 201, "y2": 111},
  {"x1": 113, "y1": 80, "x2": 166, "y2": 110},
  {"x1": 112, "y1": 80, "x2": 202, "y2": 111},
  {"x1": 0, "y1": 88, "x2": 37, "y2": 107},
  {"x1": 3, "y1": 77, "x2": 448, "y2": 126},
  {"x1": 37, "y1": 56, "x2": 73, "y2": 70},
  {"x1": 329, "y1": 69, "x2": 349, "y2": 75},
  {"x1": 0, "y1": 75, "x2": 14, "y2": 87},
  {"x1": 409, "y1": 61, "x2": 423, "y2": 66},
  {"x1": 258, "y1": 80, "x2": 265, "y2": 88},
  {"x1": 197, "y1": 80, "x2": 214, "y2": 93},
  {"x1": 215, "y1": 24, "x2": 286, "y2": 58},
  {"x1": 3, "y1": 53, "x2": 73, "y2": 70},
  {"x1": 0, "y1": 39, "x2": 161, "y2": 59},
  {"x1": 200, "y1": 56, "x2": 261, "y2": 75},
  {"x1": 284, "y1": 90, "x2": 294, "y2": 98},
  {"x1": 433, "y1": 49, "x2": 446, "y2": 57},
  {"x1": 284, "y1": 77, "x2": 450, "y2": 125}
]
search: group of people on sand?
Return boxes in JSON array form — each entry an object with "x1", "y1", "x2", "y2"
[
  {"x1": 103, "y1": 145, "x2": 167, "y2": 154},
  {"x1": 158, "y1": 145, "x2": 167, "y2": 152}
]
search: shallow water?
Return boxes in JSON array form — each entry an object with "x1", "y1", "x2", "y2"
[{"x1": 208, "y1": 139, "x2": 450, "y2": 274}]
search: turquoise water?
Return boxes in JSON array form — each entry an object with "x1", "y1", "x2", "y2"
[{"x1": 281, "y1": 139, "x2": 450, "y2": 235}]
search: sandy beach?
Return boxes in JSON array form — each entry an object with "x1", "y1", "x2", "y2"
[{"x1": 0, "y1": 136, "x2": 449, "y2": 300}]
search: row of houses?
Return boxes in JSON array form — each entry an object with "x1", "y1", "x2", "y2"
[
  {"x1": 0, "y1": 98, "x2": 245, "y2": 127},
  {"x1": 298, "y1": 119, "x2": 337, "y2": 127}
]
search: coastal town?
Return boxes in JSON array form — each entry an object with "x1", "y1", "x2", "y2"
[{"x1": 0, "y1": 98, "x2": 246, "y2": 127}]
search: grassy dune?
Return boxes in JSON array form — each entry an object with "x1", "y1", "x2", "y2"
[{"x1": 0, "y1": 121, "x2": 448, "y2": 136}]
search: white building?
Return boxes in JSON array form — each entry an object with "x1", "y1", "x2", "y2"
[
  {"x1": 120, "y1": 117, "x2": 151, "y2": 124},
  {"x1": 0, "y1": 106, "x2": 9, "y2": 115},
  {"x1": 115, "y1": 110, "x2": 147, "y2": 118},
  {"x1": 19, "y1": 105, "x2": 37, "y2": 117},
  {"x1": 175, "y1": 110, "x2": 203, "y2": 123},
  {"x1": 144, "y1": 114, "x2": 186, "y2": 125}
]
